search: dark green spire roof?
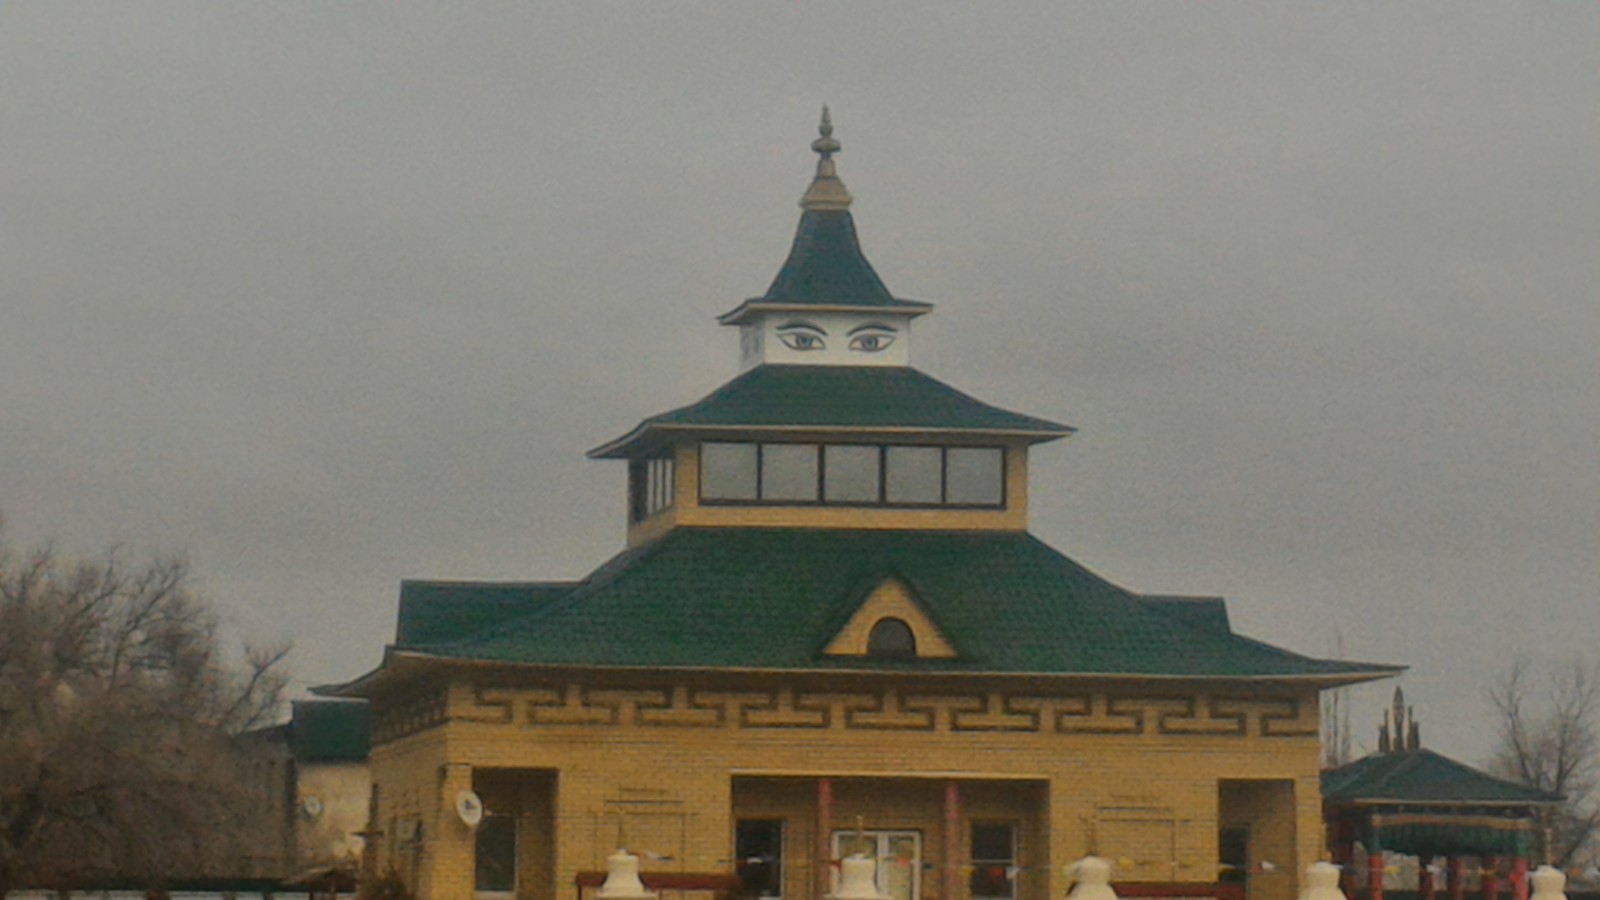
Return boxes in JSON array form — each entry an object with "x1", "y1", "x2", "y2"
[
  {"x1": 720, "y1": 110, "x2": 932, "y2": 324},
  {"x1": 762, "y1": 208, "x2": 909, "y2": 307}
]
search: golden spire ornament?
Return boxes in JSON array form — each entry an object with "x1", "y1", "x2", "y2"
[{"x1": 800, "y1": 105, "x2": 853, "y2": 211}]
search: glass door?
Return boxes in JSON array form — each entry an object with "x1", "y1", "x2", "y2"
[{"x1": 832, "y1": 830, "x2": 921, "y2": 900}]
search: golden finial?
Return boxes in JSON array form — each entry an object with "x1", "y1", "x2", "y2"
[
  {"x1": 812, "y1": 106, "x2": 841, "y2": 157},
  {"x1": 800, "y1": 105, "x2": 852, "y2": 211}
]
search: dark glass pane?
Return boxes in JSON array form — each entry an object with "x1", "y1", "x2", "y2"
[
  {"x1": 970, "y1": 823, "x2": 1014, "y2": 899},
  {"x1": 884, "y1": 446, "x2": 941, "y2": 504},
  {"x1": 761, "y1": 444, "x2": 819, "y2": 501},
  {"x1": 866, "y1": 618, "x2": 916, "y2": 658},
  {"x1": 736, "y1": 819, "x2": 784, "y2": 898},
  {"x1": 629, "y1": 461, "x2": 648, "y2": 521},
  {"x1": 649, "y1": 457, "x2": 674, "y2": 515},
  {"x1": 824, "y1": 445, "x2": 880, "y2": 503},
  {"x1": 701, "y1": 443, "x2": 758, "y2": 501},
  {"x1": 946, "y1": 447, "x2": 1003, "y2": 506},
  {"x1": 475, "y1": 814, "x2": 517, "y2": 893}
]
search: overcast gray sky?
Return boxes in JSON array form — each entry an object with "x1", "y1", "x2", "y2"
[{"x1": 2, "y1": 2, "x2": 1595, "y2": 764}]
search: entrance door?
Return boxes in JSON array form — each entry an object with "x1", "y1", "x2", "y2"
[
  {"x1": 833, "y1": 831, "x2": 921, "y2": 900},
  {"x1": 1219, "y1": 826, "x2": 1249, "y2": 895}
]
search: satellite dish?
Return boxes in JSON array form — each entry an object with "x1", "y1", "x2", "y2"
[
  {"x1": 455, "y1": 790, "x2": 484, "y2": 827},
  {"x1": 300, "y1": 796, "x2": 324, "y2": 819}
]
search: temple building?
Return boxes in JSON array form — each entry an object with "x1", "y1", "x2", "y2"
[{"x1": 324, "y1": 113, "x2": 1399, "y2": 900}]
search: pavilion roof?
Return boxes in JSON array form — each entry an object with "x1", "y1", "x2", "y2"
[
  {"x1": 1322, "y1": 749, "x2": 1561, "y2": 806},
  {"x1": 348, "y1": 527, "x2": 1399, "y2": 683},
  {"x1": 588, "y1": 365, "x2": 1073, "y2": 458}
]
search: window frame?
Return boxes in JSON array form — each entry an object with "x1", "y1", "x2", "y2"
[
  {"x1": 629, "y1": 452, "x2": 677, "y2": 522},
  {"x1": 696, "y1": 441, "x2": 1006, "y2": 510}
]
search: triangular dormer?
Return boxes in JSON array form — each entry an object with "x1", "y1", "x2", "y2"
[{"x1": 822, "y1": 577, "x2": 957, "y2": 660}]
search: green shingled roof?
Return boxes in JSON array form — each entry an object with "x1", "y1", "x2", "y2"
[
  {"x1": 399, "y1": 527, "x2": 1395, "y2": 682},
  {"x1": 397, "y1": 580, "x2": 577, "y2": 647},
  {"x1": 590, "y1": 365, "x2": 1073, "y2": 458},
  {"x1": 717, "y1": 209, "x2": 933, "y2": 325},
  {"x1": 1322, "y1": 750, "x2": 1562, "y2": 805},
  {"x1": 290, "y1": 699, "x2": 370, "y2": 763},
  {"x1": 760, "y1": 209, "x2": 928, "y2": 309}
]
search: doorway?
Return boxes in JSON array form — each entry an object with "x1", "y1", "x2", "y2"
[{"x1": 832, "y1": 830, "x2": 922, "y2": 900}]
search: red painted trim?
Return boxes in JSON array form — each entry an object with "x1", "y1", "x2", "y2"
[
  {"x1": 1113, "y1": 884, "x2": 1245, "y2": 900},
  {"x1": 818, "y1": 778, "x2": 834, "y2": 900},
  {"x1": 1510, "y1": 857, "x2": 1528, "y2": 900},
  {"x1": 944, "y1": 781, "x2": 961, "y2": 900},
  {"x1": 574, "y1": 871, "x2": 741, "y2": 900},
  {"x1": 1369, "y1": 852, "x2": 1385, "y2": 900},
  {"x1": 1481, "y1": 856, "x2": 1501, "y2": 900}
]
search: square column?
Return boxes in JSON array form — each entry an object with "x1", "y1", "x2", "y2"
[
  {"x1": 818, "y1": 778, "x2": 834, "y2": 900},
  {"x1": 944, "y1": 781, "x2": 961, "y2": 900},
  {"x1": 421, "y1": 762, "x2": 476, "y2": 900}
]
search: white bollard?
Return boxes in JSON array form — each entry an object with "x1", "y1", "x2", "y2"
[
  {"x1": 829, "y1": 853, "x2": 892, "y2": 900},
  {"x1": 1067, "y1": 856, "x2": 1119, "y2": 900},
  {"x1": 1529, "y1": 866, "x2": 1568, "y2": 900},
  {"x1": 598, "y1": 849, "x2": 658, "y2": 900},
  {"x1": 1298, "y1": 862, "x2": 1347, "y2": 900}
]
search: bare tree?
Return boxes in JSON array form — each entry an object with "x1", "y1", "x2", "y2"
[
  {"x1": 0, "y1": 540, "x2": 290, "y2": 896},
  {"x1": 1321, "y1": 634, "x2": 1356, "y2": 769},
  {"x1": 1485, "y1": 658, "x2": 1599, "y2": 868}
]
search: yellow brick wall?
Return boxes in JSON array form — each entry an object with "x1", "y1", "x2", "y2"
[
  {"x1": 367, "y1": 674, "x2": 1327, "y2": 900},
  {"x1": 296, "y1": 760, "x2": 372, "y2": 865}
]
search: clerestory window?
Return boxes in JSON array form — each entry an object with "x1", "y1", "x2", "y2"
[
  {"x1": 629, "y1": 453, "x2": 676, "y2": 522},
  {"x1": 698, "y1": 442, "x2": 1004, "y2": 508}
]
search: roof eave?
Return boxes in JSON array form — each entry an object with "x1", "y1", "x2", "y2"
[
  {"x1": 377, "y1": 650, "x2": 1402, "y2": 686},
  {"x1": 717, "y1": 298, "x2": 934, "y2": 326},
  {"x1": 1325, "y1": 797, "x2": 1564, "y2": 808},
  {"x1": 588, "y1": 421, "x2": 1077, "y2": 459},
  {"x1": 311, "y1": 647, "x2": 406, "y2": 698}
]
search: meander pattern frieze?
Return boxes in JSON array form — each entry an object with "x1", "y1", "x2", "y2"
[
  {"x1": 456, "y1": 683, "x2": 1317, "y2": 738},
  {"x1": 373, "y1": 686, "x2": 450, "y2": 742}
]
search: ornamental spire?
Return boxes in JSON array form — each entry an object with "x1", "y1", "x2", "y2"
[{"x1": 800, "y1": 105, "x2": 852, "y2": 211}]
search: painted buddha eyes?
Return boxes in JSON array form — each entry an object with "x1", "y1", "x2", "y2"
[
  {"x1": 848, "y1": 332, "x2": 894, "y2": 352},
  {"x1": 779, "y1": 330, "x2": 826, "y2": 351},
  {"x1": 777, "y1": 321, "x2": 897, "y2": 353}
]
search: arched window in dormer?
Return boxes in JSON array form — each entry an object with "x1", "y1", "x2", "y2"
[{"x1": 867, "y1": 617, "x2": 916, "y2": 659}]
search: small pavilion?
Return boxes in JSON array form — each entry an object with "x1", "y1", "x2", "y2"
[{"x1": 1322, "y1": 691, "x2": 1562, "y2": 900}]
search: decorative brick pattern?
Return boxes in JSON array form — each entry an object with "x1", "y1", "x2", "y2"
[
  {"x1": 372, "y1": 686, "x2": 448, "y2": 742},
  {"x1": 451, "y1": 680, "x2": 1313, "y2": 739}
]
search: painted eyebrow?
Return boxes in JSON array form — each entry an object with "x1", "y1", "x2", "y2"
[
  {"x1": 847, "y1": 322, "x2": 898, "y2": 335},
  {"x1": 776, "y1": 321, "x2": 826, "y2": 334}
]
